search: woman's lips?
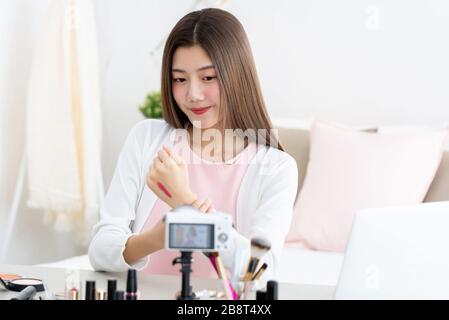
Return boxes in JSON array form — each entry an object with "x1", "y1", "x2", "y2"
[{"x1": 190, "y1": 106, "x2": 212, "y2": 115}]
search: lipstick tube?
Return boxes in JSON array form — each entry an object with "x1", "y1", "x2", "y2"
[
  {"x1": 107, "y1": 279, "x2": 117, "y2": 301},
  {"x1": 85, "y1": 280, "x2": 96, "y2": 300},
  {"x1": 126, "y1": 269, "x2": 138, "y2": 300}
]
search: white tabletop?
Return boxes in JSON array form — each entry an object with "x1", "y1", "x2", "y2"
[{"x1": 0, "y1": 264, "x2": 335, "y2": 300}]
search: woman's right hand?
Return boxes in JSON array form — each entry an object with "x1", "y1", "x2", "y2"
[
  {"x1": 124, "y1": 198, "x2": 215, "y2": 265},
  {"x1": 123, "y1": 217, "x2": 166, "y2": 265}
]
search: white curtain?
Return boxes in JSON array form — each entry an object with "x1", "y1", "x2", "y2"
[{"x1": 26, "y1": 0, "x2": 103, "y2": 246}]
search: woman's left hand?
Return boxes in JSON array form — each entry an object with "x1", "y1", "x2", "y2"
[
  {"x1": 191, "y1": 198, "x2": 216, "y2": 213},
  {"x1": 147, "y1": 145, "x2": 197, "y2": 208}
]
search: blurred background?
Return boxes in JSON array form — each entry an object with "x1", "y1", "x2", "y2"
[{"x1": 1, "y1": 0, "x2": 448, "y2": 265}]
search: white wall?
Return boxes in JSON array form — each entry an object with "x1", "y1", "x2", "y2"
[
  {"x1": 249, "y1": 0, "x2": 449, "y2": 127},
  {"x1": 1, "y1": 0, "x2": 449, "y2": 264}
]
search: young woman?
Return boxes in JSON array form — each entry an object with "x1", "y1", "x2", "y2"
[{"x1": 88, "y1": 8, "x2": 298, "y2": 286}]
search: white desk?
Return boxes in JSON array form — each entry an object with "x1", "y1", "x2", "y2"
[{"x1": 0, "y1": 264, "x2": 335, "y2": 300}]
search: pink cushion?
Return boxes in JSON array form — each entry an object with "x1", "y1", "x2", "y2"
[{"x1": 286, "y1": 121, "x2": 449, "y2": 252}]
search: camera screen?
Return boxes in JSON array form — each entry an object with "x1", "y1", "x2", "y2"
[{"x1": 169, "y1": 223, "x2": 214, "y2": 250}]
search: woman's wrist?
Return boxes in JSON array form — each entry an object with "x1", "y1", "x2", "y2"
[{"x1": 172, "y1": 191, "x2": 197, "y2": 208}]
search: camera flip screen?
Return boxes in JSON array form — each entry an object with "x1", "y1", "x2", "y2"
[{"x1": 169, "y1": 223, "x2": 214, "y2": 250}]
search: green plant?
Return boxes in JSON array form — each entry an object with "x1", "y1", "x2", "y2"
[{"x1": 139, "y1": 91, "x2": 162, "y2": 118}]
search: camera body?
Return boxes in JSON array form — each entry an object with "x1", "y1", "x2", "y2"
[{"x1": 165, "y1": 205, "x2": 233, "y2": 252}]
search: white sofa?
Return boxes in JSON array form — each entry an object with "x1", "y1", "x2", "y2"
[
  {"x1": 274, "y1": 119, "x2": 449, "y2": 286},
  {"x1": 37, "y1": 120, "x2": 449, "y2": 287}
]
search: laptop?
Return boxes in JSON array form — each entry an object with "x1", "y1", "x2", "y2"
[{"x1": 334, "y1": 201, "x2": 449, "y2": 299}]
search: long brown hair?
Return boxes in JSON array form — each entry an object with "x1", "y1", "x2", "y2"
[{"x1": 161, "y1": 8, "x2": 283, "y2": 151}]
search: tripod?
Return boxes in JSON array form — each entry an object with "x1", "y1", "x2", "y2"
[{"x1": 172, "y1": 251, "x2": 196, "y2": 300}]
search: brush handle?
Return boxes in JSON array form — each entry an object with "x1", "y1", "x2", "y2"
[
  {"x1": 214, "y1": 256, "x2": 232, "y2": 300},
  {"x1": 208, "y1": 255, "x2": 238, "y2": 300}
]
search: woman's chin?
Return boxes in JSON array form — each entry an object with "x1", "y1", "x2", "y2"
[{"x1": 190, "y1": 117, "x2": 220, "y2": 130}]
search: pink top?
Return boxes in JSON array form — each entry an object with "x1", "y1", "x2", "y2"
[{"x1": 140, "y1": 137, "x2": 258, "y2": 277}]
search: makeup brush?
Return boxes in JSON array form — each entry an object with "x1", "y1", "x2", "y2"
[
  {"x1": 203, "y1": 252, "x2": 218, "y2": 274},
  {"x1": 203, "y1": 253, "x2": 238, "y2": 300},
  {"x1": 210, "y1": 252, "x2": 237, "y2": 300},
  {"x1": 243, "y1": 237, "x2": 271, "y2": 281},
  {"x1": 241, "y1": 237, "x2": 271, "y2": 299},
  {"x1": 251, "y1": 263, "x2": 268, "y2": 281}
]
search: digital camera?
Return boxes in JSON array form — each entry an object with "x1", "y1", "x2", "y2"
[{"x1": 165, "y1": 205, "x2": 233, "y2": 252}]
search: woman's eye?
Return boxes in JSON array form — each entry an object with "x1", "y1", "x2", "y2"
[
  {"x1": 173, "y1": 78, "x2": 186, "y2": 83},
  {"x1": 203, "y1": 76, "x2": 217, "y2": 81}
]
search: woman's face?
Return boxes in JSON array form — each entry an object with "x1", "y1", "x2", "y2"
[{"x1": 172, "y1": 45, "x2": 221, "y2": 129}]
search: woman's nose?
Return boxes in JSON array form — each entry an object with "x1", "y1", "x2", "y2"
[{"x1": 186, "y1": 80, "x2": 205, "y2": 103}]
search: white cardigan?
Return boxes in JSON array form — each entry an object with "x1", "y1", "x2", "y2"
[{"x1": 88, "y1": 119, "x2": 298, "y2": 284}]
